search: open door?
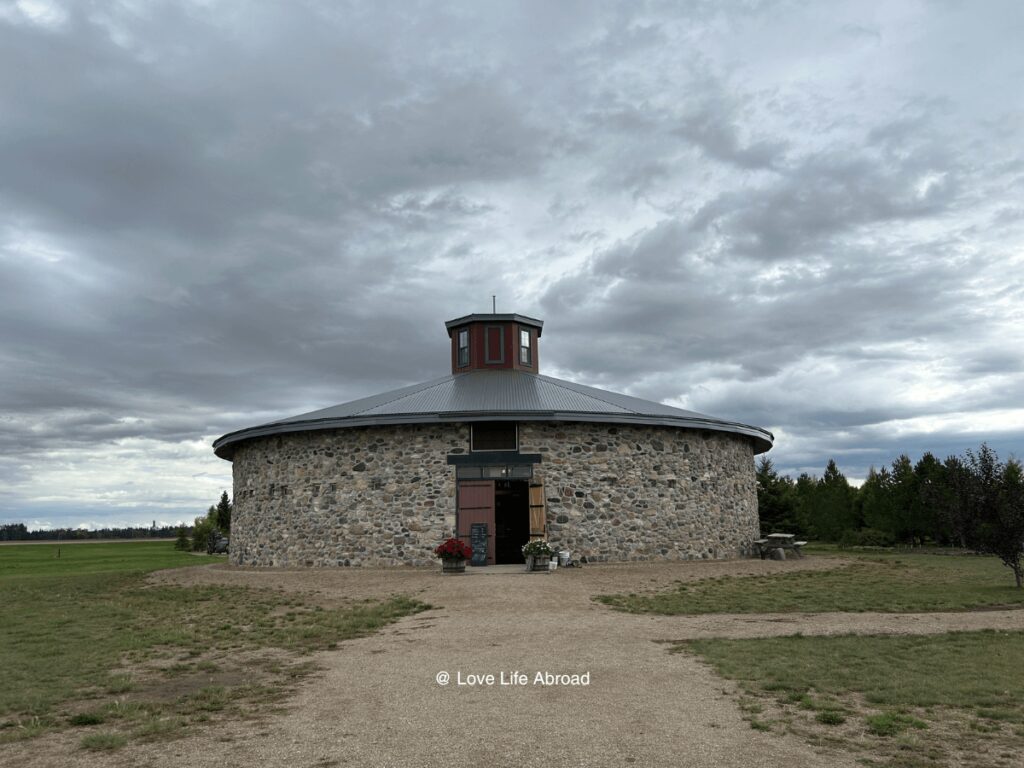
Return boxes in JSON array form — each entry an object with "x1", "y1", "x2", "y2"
[
  {"x1": 457, "y1": 480, "x2": 495, "y2": 565},
  {"x1": 528, "y1": 482, "x2": 546, "y2": 540}
]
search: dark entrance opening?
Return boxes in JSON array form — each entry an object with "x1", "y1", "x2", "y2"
[{"x1": 494, "y1": 479, "x2": 529, "y2": 564}]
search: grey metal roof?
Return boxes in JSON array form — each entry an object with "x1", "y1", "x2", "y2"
[
  {"x1": 444, "y1": 313, "x2": 543, "y2": 336},
  {"x1": 213, "y1": 370, "x2": 773, "y2": 459}
]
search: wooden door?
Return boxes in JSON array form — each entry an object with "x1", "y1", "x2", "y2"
[
  {"x1": 528, "y1": 483, "x2": 546, "y2": 539},
  {"x1": 457, "y1": 480, "x2": 495, "y2": 565}
]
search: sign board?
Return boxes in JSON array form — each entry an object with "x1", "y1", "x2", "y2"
[{"x1": 470, "y1": 523, "x2": 489, "y2": 567}]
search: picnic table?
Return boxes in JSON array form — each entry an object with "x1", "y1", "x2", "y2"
[{"x1": 753, "y1": 533, "x2": 807, "y2": 560}]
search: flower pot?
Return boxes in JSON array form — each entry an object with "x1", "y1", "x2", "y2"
[
  {"x1": 531, "y1": 555, "x2": 550, "y2": 572},
  {"x1": 441, "y1": 558, "x2": 466, "y2": 574},
  {"x1": 524, "y1": 555, "x2": 534, "y2": 572}
]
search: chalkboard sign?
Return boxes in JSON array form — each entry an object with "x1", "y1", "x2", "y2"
[{"x1": 470, "y1": 523, "x2": 489, "y2": 567}]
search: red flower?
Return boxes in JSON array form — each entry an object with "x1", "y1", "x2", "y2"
[{"x1": 434, "y1": 537, "x2": 473, "y2": 560}]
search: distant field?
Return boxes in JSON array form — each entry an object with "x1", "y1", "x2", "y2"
[
  {"x1": 597, "y1": 549, "x2": 1024, "y2": 615},
  {"x1": 0, "y1": 540, "x2": 201, "y2": 577},
  {"x1": 0, "y1": 540, "x2": 429, "y2": 750},
  {"x1": 0, "y1": 537, "x2": 176, "y2": 546}
]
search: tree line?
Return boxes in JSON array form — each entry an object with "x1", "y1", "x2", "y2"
[
  {"x1": 757, "y1": 444, "x2": 1024, "y2": 587},
  {"x1": 0, "y1": 523, "x2": 182, "y2": 541}
]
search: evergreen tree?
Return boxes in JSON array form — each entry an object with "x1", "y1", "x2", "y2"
[
  {"x1": 174, "y1": 526, "x2": 191, "y2": 551},
  {"x1": 793, "y1": 473, "x2": 818, "y2": 537},
  {"x1": 812, "y1": 459, "x2": 857, "y2": 541},
  {"x1": 941, "y1": 455, "x2": 974, "y2": 548},
  {"x1": 889, "y1": 454, "x2": 919, "y2": 543},
  {"x1": 860, "y1": 466, "x2": 894, "y2": 536},
  {"x1": 755, "y1": 457, "x2": 798, "y2": 534},
  {"x1": 215, "y1": 490, "x2": 232, "y2": 533},
  {"x1": 914, "y1": 452, "x2": 949, "y2": 543}
]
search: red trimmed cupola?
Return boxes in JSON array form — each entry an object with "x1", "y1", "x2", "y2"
[{"x1": 444, "y1": 313, "x2": 544, "y2": 375}]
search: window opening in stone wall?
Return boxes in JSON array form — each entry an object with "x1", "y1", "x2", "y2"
[{"x1": 471, "y1": 421, "x2": 517, "y2": 451}]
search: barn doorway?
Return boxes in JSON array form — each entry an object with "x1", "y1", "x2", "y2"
[{"x1": 494, "y1": 480, "x2": 529, "y2": 564}]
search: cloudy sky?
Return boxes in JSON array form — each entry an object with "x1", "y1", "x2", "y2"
[{"x1": 2, "y1": 0, "x2": 1022, "y2": 529}]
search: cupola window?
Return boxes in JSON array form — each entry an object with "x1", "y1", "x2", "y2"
[
  {"x1": 457, "y1": 329, "x2": 470, "y2": 367},
  {"x1": 519, "y1": 329, "x2": 531, "y2": 365}
]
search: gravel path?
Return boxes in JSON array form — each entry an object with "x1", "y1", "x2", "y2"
[{"x1": 7, "y1": 558, "x2": 1023, "y2": 768}]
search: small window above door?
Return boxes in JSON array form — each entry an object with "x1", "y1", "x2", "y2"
[{"x1": 471, "y1": 422, "x2": 517, "y2": 451}]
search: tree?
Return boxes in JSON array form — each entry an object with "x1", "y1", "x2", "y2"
[
  {"x1": 941, "y1": 455, "x2": 974, "y2": 548},
  {"x1": 192, "y1": 508, "x2": 217, "y2": 552},
  {"x1": 793, "y1": 473, "x2": 818, "y2": 537},
  {"x1": 958, "y1": 446, "x2": 1024, "y2": 588},
  {"x1": 0, "y1": 523, "x2": 28, "y2": 541},
  {"x1": 914, "y1": 452, "x2": 950, "y2": 544},
  {"x1": 174, "y1": 526, "x2": 191, "y2": 551},
  {"x1": 755, "y1": 457, "x2": 799, "y2": 534},
  {"x1": 889, "y1": 454, "x2": 921, "y2": 544},
  {"x1": 215, "y1": 490, "x2": 232, "y2": 533},
  {"x1": 860, "y1": 466, "x2": 895, "y2": 536},
  {"x1": 810, "y1": 459, "x2": 858, "y2": 541}
]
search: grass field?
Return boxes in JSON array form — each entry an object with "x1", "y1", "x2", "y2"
[
  {"x1": 678, "y1": 631, "x2": 1024, "y2": 768},
  {"x1": 0, "y1": 541, "x2": 429, "y2": 750},
  {"x1": 599, "y1": 549, "x2": 1024, "y2": 768},
  {"x1": 597, "y1": 550, "x2": 1024, "y2": 614}
]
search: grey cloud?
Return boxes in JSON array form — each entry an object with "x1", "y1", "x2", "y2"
[
  {"x1": 1, "y1": 0, "x2": 1023, "y2": 526},
  {"x1": 690, "y1": 147, "x2": 960, "y2": 262}
]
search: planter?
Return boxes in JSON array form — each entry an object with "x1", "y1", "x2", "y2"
[
  {"x1": 441, "y1": 558, "x2": 467, "y2": 574},
  {"x1": 531, "y1": 555, "x2": 550, "y2": 572}
]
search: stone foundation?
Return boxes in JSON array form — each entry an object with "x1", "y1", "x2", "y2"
[{"x1": 229, "y1": 421, "x2": 759, "y2": 567}]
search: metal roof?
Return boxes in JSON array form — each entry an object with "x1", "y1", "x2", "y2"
[
  {"x1": 213, "y1": 370, "x2": 774, "y2": 459},
  {"x1": 444, "y1": 313, "x2": 543, "y2": 336}
]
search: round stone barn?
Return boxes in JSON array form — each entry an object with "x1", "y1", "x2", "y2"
[{"x1": 213, "y1": 313, "x2": 773, "y2": 567}]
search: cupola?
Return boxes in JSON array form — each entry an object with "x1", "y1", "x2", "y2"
[{"x1": 444, "y1": 313, "x2": 544, "y2": 375}]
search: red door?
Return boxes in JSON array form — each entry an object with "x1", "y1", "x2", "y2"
[{"x1": 457, "y1": 480, "x2": 495, "y2": 565}]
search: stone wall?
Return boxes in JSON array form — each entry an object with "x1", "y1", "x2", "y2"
[
  {"x1": 519, "y1": 423, "x2": 759, "y2": 561},
  {"x1": 230, "y1": 425, "x2": 465, "y2": 566},
  {"x1": 229, "y1": 421, "x2": 759, "y2": 567}
]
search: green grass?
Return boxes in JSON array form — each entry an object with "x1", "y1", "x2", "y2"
[
  {"x1": 677, "y1": 631, "x2": 1024, "y2": 766},
  {"x1": 865, "y1": 711, "x2": 927, "y2": 736},
  {"x1": 681, "y1": 631, "x2": 1024, "y2": 710},
  {"x1": 597, "y1": 550, "x2": 1024, "y2": 614},
  {"x1": 0, "y1": 540, "x2": 430, "y2": 747},
  {"x1": 0, "y1": 540, "x2": 206, "y2": 578}
]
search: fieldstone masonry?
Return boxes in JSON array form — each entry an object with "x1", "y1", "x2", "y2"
[
  {"x1": 231, "y1": 425, "x2": 464, "y2": 567},
  {"x1": 519, "y1": 423, "x2": 758, "y2": 561},
  {"x1": 230, "y1": 421, "x2": 759, "y2": 567}
]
